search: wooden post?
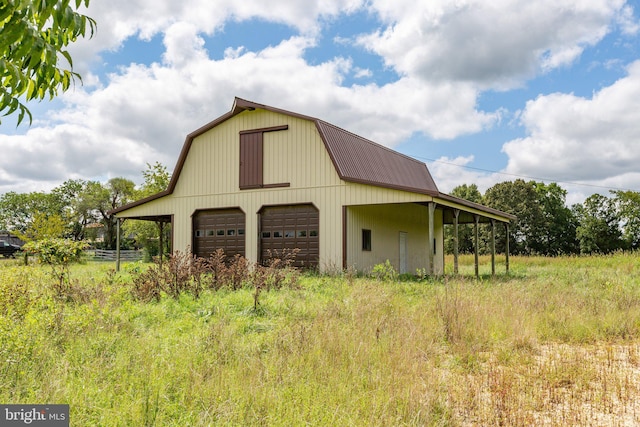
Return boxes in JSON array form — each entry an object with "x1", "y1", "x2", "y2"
[
  {"x1": 505, "y1": 222, "x2": 510, "y2": 274},
  {"x1": 116, "y1": 218, "x2": 121, "y2": 272},
  {"x1": 158, "y1": 221, "x2": 164, "y2": 266},
  {"x1": 428, "y1": 202, "x2": 436, "y2": 275},
  {"x1": 453, "y1": 209, "x2": 460, "y2": 275},
  {"x1": 473, "y1": 214, "x2": 479, "y2": 279},
  {"x1": 490, "y1": 219, "x2": 496, "y2": 277}
]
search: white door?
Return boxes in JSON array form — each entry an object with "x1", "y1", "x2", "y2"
[{"x1": 399, "y1": 232, "x2": 408, "y2": 274}]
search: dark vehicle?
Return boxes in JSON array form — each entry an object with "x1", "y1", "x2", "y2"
[{"x1": 0, "y1": 240, "x2": 22, "y2": 258}]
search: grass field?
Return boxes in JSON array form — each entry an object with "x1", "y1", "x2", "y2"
[{"x1": 1, "y1": 253, "x2": 640, "y2": 426}]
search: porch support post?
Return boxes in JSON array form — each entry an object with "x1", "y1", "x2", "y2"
[
  {"x1": 342, "y1": 206, "x2": 347, "y2": 270},
  {"x1": 505, "y1": 222, "x2": 510, "y2": 274},
  {"x1": 428, "y1": 202, "x2": 436, "y2": 275},
  {"x1": 490, "y1": 219, "x2": 496, "y2": 277},
  {"x1": 473, "y1": 214, "x2": 480, "y2": 279},
  {"x1": 116, "y1": 218, "x2": 121, "y2": 272},
  {"x1": 158, "y1": 221, "x2": 164, "y2": 266},
  {"x1": 453, "y1": 209, "x2": 460, "y2": 274}
]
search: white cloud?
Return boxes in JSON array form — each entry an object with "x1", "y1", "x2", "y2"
[
  {"x1": 503, "y1": 60, "x2": 640, "y2": 191},
  {"x1": 428, "y1": 156, "x2": 505, "y2": 194},
  {"x1": 69, "y1": 0, "x2": 367, "y2": 74},
  {"x1": 617, "y1": 4, "x2": 640, "y2": 35},
  {"x1": 353, "y1": 67, "x2": 372, "y2": 79},
  {"x1": 359, "y1": 0, "x2": 627, "y2": 88},
  {"x1": 0, "y1": 30, "x2": 496, "y2": 194},
  {"x1": 2, "y1": 0, "x2": 638, "y2": 199},
  {"x1": 162, "y1": 22, "x2": 208, "y2": 67}
]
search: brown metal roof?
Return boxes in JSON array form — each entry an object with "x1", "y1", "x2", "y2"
[{"x1": 317, "y1": 120, "x2": 438, "y2": 195}]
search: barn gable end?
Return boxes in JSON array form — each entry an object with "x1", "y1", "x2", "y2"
[{"x1": 112, "y1": 97, "x2": 514, "y2": 274}]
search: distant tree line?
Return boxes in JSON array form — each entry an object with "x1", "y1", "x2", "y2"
[
  {"x1": 0, "y1": 162, "x2": 170, "y2": 256},
  {"x1": 2, "y1": 172, "x2": 638, "y2": 257},
  {"x1": 446, "y1": 180, "x2": 640, "y2": 256}
]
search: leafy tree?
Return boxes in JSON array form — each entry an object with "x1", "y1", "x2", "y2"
[
  {"x1": 0, "y1": 191, "x2": 62, "y2": 233},
  {"x1": 123, "y1": 162, "x2": 172, "y2": 258},
  {"x1": 612, "y1": 190, "x2": 640, "y2": 250},
  {"x1": 89, "y1": 178, "x2": 136, "y2": 249},
  {"x1": 51, "y1": 179, "x2": 90, "y2": 240},
  {"x1": 483, "y1": 180, "x2": 544, "y2": 255},
  {"x1": 574, "y1": 193, "x2": 625, "y2": 254},
  {"x1": 0, "y1": 0, "x2": 96, "y2": 125},
  {"x1": 444, "y1": 184, "x2": 483, "y2": 254},
  {"x1": 54, "y1": 178, "x2": 136, "y2": 249},
  {"x1": 532, "y1": 182, "x2": 579, "y2": 255},
  {"x1": 20, "y1": 211, "x2": 66, "y2": 241},
  {"x1": 140, "y1": 161, "x2": 171, "y2": 194}
]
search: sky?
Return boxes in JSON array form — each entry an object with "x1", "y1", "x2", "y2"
[{"x1": 1, "y1": 0, "x2": 640, "y2": 206}]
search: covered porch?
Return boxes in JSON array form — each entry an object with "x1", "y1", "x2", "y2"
[
  {"x1": 431, "y1": 194, "x2": 516, "y2": 277},
  {"x1": 114, "y1": 214, "x2": 173, "y2": 271}
]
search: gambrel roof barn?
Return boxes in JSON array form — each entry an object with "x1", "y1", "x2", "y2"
[{"x1": 112, "y1": 98, "x2": 514, "y2": 275}]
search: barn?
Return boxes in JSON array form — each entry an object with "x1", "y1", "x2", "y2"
[{"x1": 111, "y1": 98, "x2": 515, "y2": 275}]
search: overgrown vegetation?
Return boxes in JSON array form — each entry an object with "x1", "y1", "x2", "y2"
[
  {"x1": 22, "y1": 238, "x2": 88, "y2": 299},
  {"x1": 130, "y1": 248, "x2": 300, "y2": 310},
  {"x1": 1, "y1": 253, "x2": 640, "y2": 425}
]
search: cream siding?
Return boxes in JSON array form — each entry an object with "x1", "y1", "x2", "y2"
[
  {"x1": 116, "y1": 108, "x2": 445, "y2": 272},
  {"x1": 346, "y1": 203, "x2": 443, "y2": 274}
]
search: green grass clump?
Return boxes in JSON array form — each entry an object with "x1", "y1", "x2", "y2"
[{"x1": 1, "y1": 253, "x2": 640, "y2": 425}]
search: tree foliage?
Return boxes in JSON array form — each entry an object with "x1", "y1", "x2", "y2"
[
  {"x1": 0, "y1": 0, "x2": 96, "y2": 125},
  {"x1": 532, "y1": 182, "x2": 578, "y2": 255},
  {"x1": 483, "y1": 180, "x2": 544, "y2": 255},
  {"x1": 1, "y1": 169, "x2": 639, "y2": 258},
  {"x1": 123, "y1": 162, "x2": 172, "y2": 258},
  {"x1": 0, "y1": 191, "x2": 62, "y2": 233},
  {"x1": 85, "y1": 177, "x2": 136, "y2": 249},
  {"x1": 445, "y1": 180, "x2": 640, "y2": 257},
  {"x1": 444, "y1": 184, "x2": 482, "y2": 254},
  {"x1": 574, "y1": 194, "x2": 625, "y2": 254},
  {"x1": 612, "y1": 190, "x2": 640, "y2": 250},
  {"x1": 20, "y1": 212, "x2": 66, "y2": 241}
]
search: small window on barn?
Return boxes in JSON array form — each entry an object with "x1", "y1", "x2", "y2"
[
  {"x1": 285, "y1": 230, "x2": 295, "y2": 238},
  {"x1": 362, "y1": 229, "x2": 372, "y2": 251},
  {"x1": 195, "y1": 230, "x2": 204, "y2": 238},
  {"x1": 227, "y1": 229, "x2": 236, "y2": 236},
  {"x1": 217, "y1": 229, "x2": 225, "y2": 236},
  {"x1": 238, "y1": 229, "x2": 245, "y2": 235},
  {"x1": 309, "y1": 230, "x2": 318, "y2": 237},
  {"x1": 273, "y1": 231, "x2": 283, "y2": 238},
  {"x1": 297, "y1": 230, "x2": 307, "y2": 238},
  {"x1": 207, "y1": 230, "x2": 215, "y2": 236},
  {"x1": 262, "y1": 231, "x2": 271, "y2": 238}
]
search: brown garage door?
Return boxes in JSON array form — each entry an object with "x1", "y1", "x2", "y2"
[
  {"x1": 260, "y1": 204, "x2": 319, "y2": 269},
  {"x1": 193, "y1": 208, "x2": 245, "y2": 259}
]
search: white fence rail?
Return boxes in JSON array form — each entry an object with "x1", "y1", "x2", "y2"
[{"x1": 89, "y1": 249, "x2": 143, "y2": 261}]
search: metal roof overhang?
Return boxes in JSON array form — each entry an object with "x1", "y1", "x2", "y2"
[
  {"x1": 428, "y1": 193, "x2": 516, "y2": 224},
  {"x1": 119, "y1": 214, "x2": 172, "y2": 223}
]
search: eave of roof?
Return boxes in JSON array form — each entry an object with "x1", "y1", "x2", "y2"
[{"x1": 435, "y1": 193, "x2": 517, "y2": 222}]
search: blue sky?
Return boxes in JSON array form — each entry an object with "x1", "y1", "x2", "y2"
[{"x1": 1, "y1": 0, "x2": 639, "y2": 205}]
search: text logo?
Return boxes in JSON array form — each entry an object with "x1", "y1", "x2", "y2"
[{"x1": 1, "y1": 405, "x2": 69, "y2": 427}]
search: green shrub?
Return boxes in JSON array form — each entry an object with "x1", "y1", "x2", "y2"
[
  {"x1": 372, "y1": 259, "x2": 397, "y2": 281},
  {"x1": 22, "y1": 238, "x2": 88, "y2": 299}
]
